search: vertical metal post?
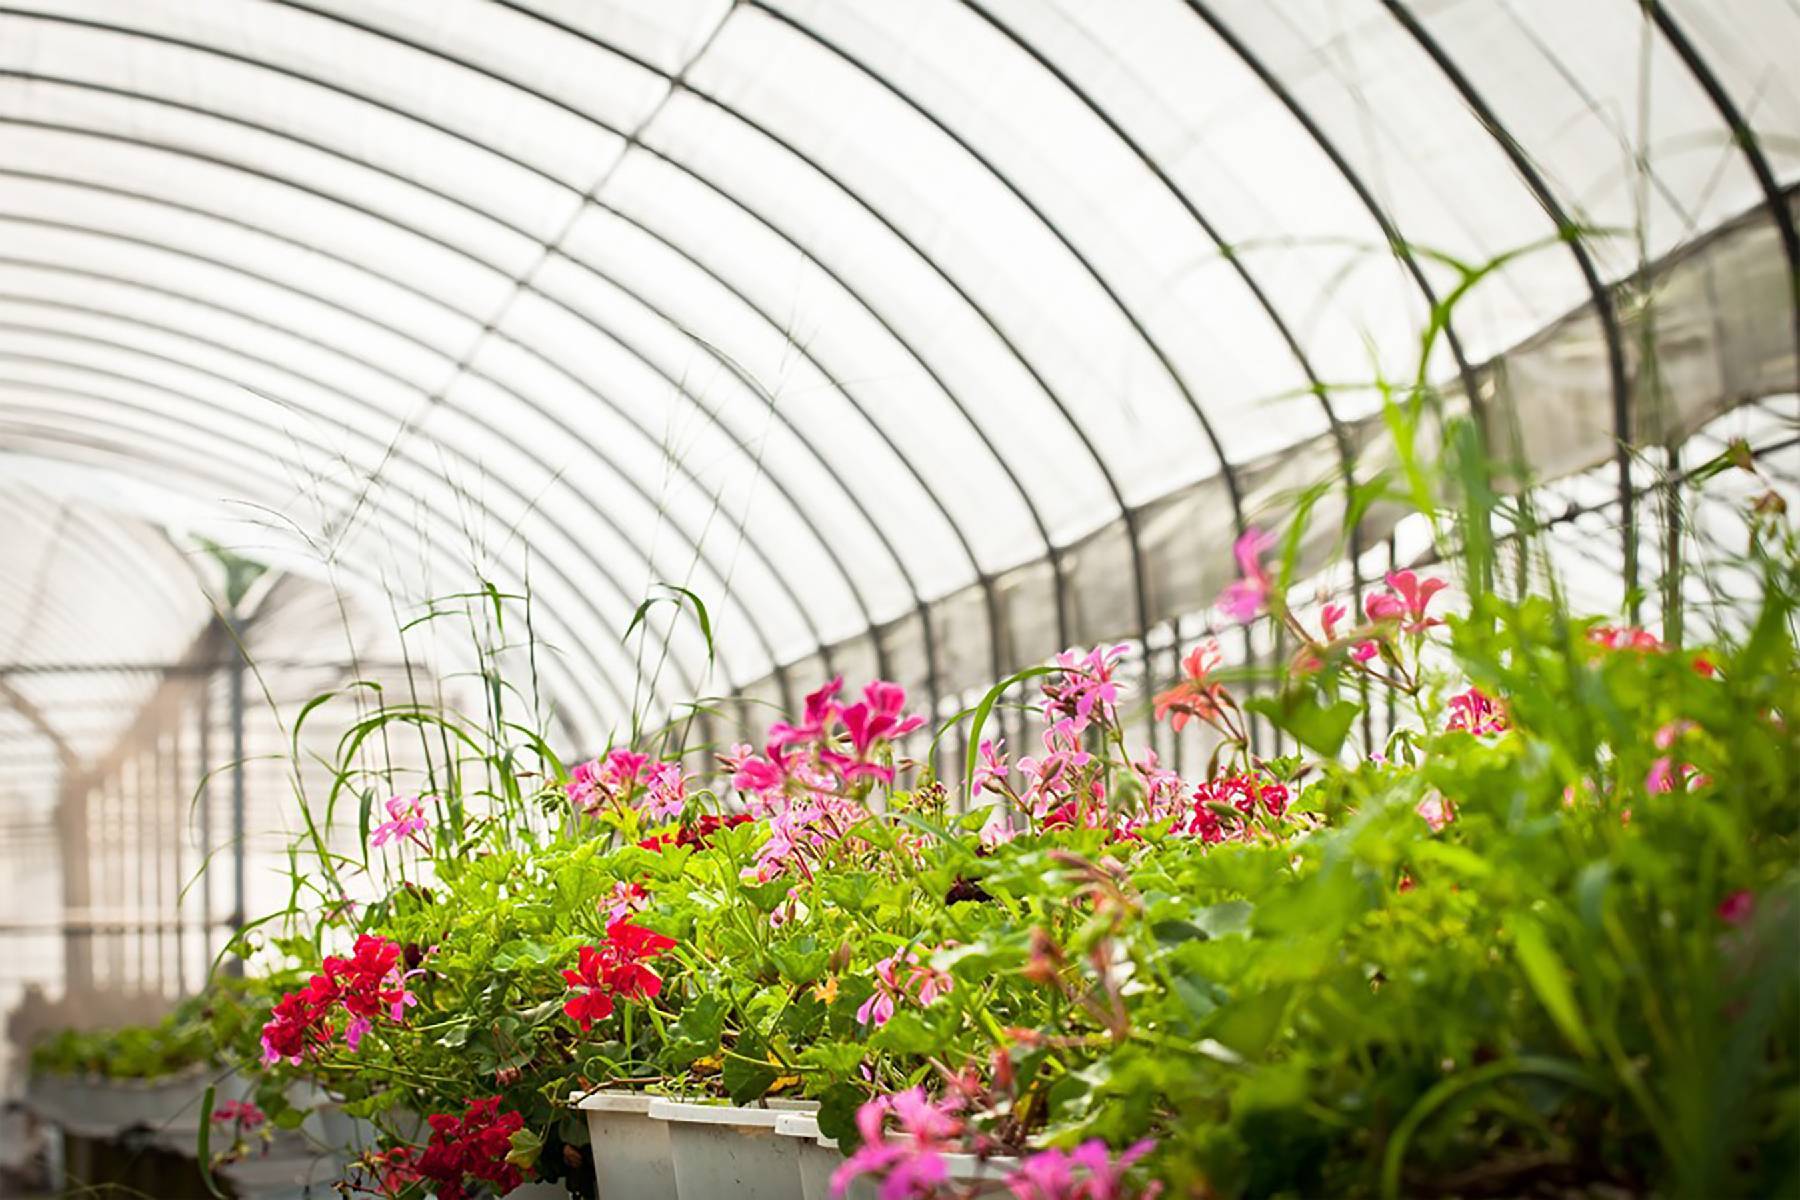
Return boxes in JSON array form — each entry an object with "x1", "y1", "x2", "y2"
[
  {"x1": 197, "y1": 673, "x2": 212, "y2": 974},
  {"x1": 169, "y1": 721, "x2": 186, "y2": 996},
  {"x1": 227, "y1": 615, "x2": 247, "y2": 977},
  {"x1": 56, "y1": 772, "x2": 93, "y2": 995}
]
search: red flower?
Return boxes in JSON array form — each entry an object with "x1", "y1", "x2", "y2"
[
  {"x1": 562, "y1": 920, "x2": 678, "y2": 1032},
  {"x1": 382, "y1": 1097, "x2": 527, "y2": 1200}
]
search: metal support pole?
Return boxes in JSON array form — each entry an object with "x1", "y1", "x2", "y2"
[
  {"x1": 197, "y1": 674, "x2": 212, "y2": 975},
  {"x1": 227, "y1": 615, "x2": 247, "y2": 977}
]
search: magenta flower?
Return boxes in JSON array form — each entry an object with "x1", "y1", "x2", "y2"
[
  {"x1": 831, "y1": 1089, "x2": 963, "y2": 1200},
  {"x1": 567, "y1": 748, "x2": 652, "y2": 815},
  {"x1": 766, "y1": 676, "x2": 845, "y2": 750},
  {"x1": 1365, "y1": 569, "x2": 1447, "y2": 633},
  {"x1": 1006, "y1": 1139, "x2": 1159, "y2": 1200},
  {"x1": 641, "y1": 762, "x2": 689, "y2": 821},
  {"x1": 370, "y1": 795, "x2": 429, "y2": 849},
  {"x1": 1217, "y1": 528, "x2": 1277, "y2": 623},
  {"x1": 1446, "y1": 687, "x2": 1507, "y2": 735},
  {"x1": 1646, "y1": 757, "x2": 1676, "y2": 794},
  {"x1": 1717, "y1": 889, "x2": 1755, "y2": 926}
]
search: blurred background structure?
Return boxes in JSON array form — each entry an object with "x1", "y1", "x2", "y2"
[{"x1": 0, "y1": 0, "x2": 1795, "y2": 1097}]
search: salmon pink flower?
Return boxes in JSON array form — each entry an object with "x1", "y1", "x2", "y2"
[
  {"x1": 1152, "y1": 642, "x2": 1225, "y2": 731},
  {"x1": 1218, "y1": 528, "x2": 1277, "y2": 623}
]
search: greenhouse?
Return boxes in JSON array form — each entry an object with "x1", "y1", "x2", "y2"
[{"x1": 0, "y1": 0, "x2": 1795, "y2": 1197}]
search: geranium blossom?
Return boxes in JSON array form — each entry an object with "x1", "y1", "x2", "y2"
[
  {"x1": 1446, "y1": 686, "x2": 1508, "y2": 735},
  {"x1": 369, "y1": 794, "x2": 429, "y2": 849},
  {"x1": 561, "y1": 919, "x2": 678, "y2": 1032},
  {"x1": 1152, "y1": 642, "x2": 1225, "y2": 731},
  {"x1": 1364, "y1": 570, "x2": 1446, "y2": 633},
  {"x1": 1006, "y1": 1139, "x2": 1160, "y2": 1200},
  {"x1": 1043, "y1": 644, "x2": 1129, "y2": 732},
  {"x1": 857, "y1": 947, "x2": 954, "y2": 1027},
  {"x1": 831, "y1": 1088, "x2": 964, "y2": 1200},
  {"x1": 378, "y1": 1097, "x2": 526, "y2": 1200},
  {"x1": 1218, "y1": 528, "x2": 1277, "y2": 623},
  {"x1": 567, "y1": 748, "x2": 651, "y2": 815},
  {"x1": 259, "y1": 934, "x2": 413, "y2": 1064},
  {"x1": 210, "y1": 1100, "x2": 265, "y2": 1128},
  {"x1": 1416, "y1": 793, "x2": 1455, "y2": 832}
]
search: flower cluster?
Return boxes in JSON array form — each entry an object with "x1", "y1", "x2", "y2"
[
  {"x1": 562, "y1": 918, "x2": 678, "y2": 1031},
  {"x1": 636, "y1": 811, "x2": 752, "y2": 853},
  {"x1": 857, "y1": 947, "x2": 955, "y2": 1027},
  {"x1": 568, "y1": 748, "x2": 689, "y2": 820},
  {"x1": 724, "y1": 677, "x2": 926, "y2": 878},
  {"x1": 260, "y1": 935, "x2": 416, "y2": 1064},
  {"x1": 1007, "y1": 1139, "x2": 1161, "y2": 1200},
  {"x1": 210, "y1": 1099, "x2": 265, "y2": 1128},
  {"x1": 1183, "y1": 772, "x2": 1293, "y2": 844},
  {"x1": 1446, "y1": 686, "x2": 1508, "y2": 736},
  {"x1": 834, "y1": 1088, "x2": 1159, "y2": 1200},
  {"x1": 377, "y1": 1097, "x2": 526, "y2": 1200},
  {"x1": 833, "y1": 1087, "x2": 966, "y2": 1199}
]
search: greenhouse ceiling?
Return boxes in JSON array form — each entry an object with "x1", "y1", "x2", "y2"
[{"x1": 0, "y1": 0, "x2": 1796, "y2": 749}]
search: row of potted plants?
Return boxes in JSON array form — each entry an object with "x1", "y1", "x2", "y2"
[{"x1": 29, "y1": 434, "x2": 1800, "y2": 1198}]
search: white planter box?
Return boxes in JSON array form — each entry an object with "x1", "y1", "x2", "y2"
[
  {"x1": 773, "y1": 1111, "x2": 1017, "y2": 1200},
  {"x1": 574, "y1": 1090, "x2": 678, "y2": 1200},
  {"x1": 648, "y1": 1098, "x2": 806, "y2": 1200},
  {"x1": 25, "y1": 1068, "x2": 218, "y2": 1143}
]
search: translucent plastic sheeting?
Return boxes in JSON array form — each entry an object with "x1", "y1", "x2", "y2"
[{"x1": 0, "y1": 0, "x2": 1794, "y2": 751}]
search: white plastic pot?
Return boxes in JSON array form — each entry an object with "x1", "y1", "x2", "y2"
[
  {"x1": 574, "y1": 1089, "x2": 678, "y2": 1200},
  {"x1": 648, "y1": 1098, "x2": 805, "y2": 1200}
]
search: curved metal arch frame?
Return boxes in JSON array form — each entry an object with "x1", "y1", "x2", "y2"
[
  {"x1": 0, "y1": 163, "x2": 818, "y2": 718},
  {"x1": 0, "y1": 196, "x2": 781, "y2": 710},
  {"x1": 0, "y1": 410, "x2": 602, "y2": 749},
  {"x1": 0, "y1": 12, "x2": 918, "y2": 700},
  {"x1": 0, "y1": 293, "x2": 733, "y2": 707},
  {"x1": 261, "y1": 0, "x2": 1150, "y2": 699},
  {"x1": 0, "y1": 128, "x2": 843, "y2": 694},
  {"x1": 1640, "y1": 0, "x2": 1800, "y2": 391},
  {"x1": 0, "y1": 100, "x2": 871, "y2": 691},
  {"x1": 0, "y1": 377, "x2": 630, "y2": 731},
  {"x1": 1380, "y1": 0, "x2": 1637, "y2": 592},
  {"x1": 0, "y1": 351, "x2": 653, "y2": 724}
]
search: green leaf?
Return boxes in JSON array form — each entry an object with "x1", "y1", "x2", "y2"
[
  {"x1": 723, "y1": 1031, "x2": 780, "y2": 1104},
  {"x1": 870, "y1": 1011, "x2": 941, "y2": 1056},
  {"x1": 1245, "y1": 692, "x2": 1362, "y2": 757},
  {"x1": 1511, "y1": 917, "x2": 1596, "y2": 1059},
  {"x1": 664, "y1": 995, "x2": 729, "y2": 1068}
]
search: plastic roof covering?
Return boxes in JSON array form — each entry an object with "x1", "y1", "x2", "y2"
[{"x1": 0, "y1": 0, "x2": 1795, "y2": 748}]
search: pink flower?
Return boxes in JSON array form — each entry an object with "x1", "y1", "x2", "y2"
[
  {"x1": 1320, "y1": 602, "x2": 1346, "y2": 641},
  {"x1": 1446, "y1": 687, "x2": 1507, "y2": 735},
  {"x1": 974, "y1": 739, "x2": 1010, "y2": 795},
  {"x1": 641, "y1": 762, "x2": 689, "y2": 821},
  {"x1": 603, "y1": 880, "x2": 650, "y2": 923},
  {"x1": 856, "y1": 948, "x2": 954, "y2": 1027},
  {"x1": 1646, "y1": 757, "x2": 1676, "y2": 794},
  {"x1": 1006, "y1": 1138, "x2": 1159, "y2": 1200},
  {"x1": 370, "y1": 795, "x2": 429, "y2": 848},
  {"x1": 1416, "y1": 794, "x2": 1454, "y2": 832},
  {"x1": 1365, "y1": 570, "x2": 1447, "y2": 633},
  {"x1": 831, "y1": 1089, "x2": 963, "y2": 1200},
  {"x1": 1351, "y1": 640, "x2": 1379, "y2": 663},
  {"x1": 211, "y1": 1100, "x2": 265, "y2": 1128},
  {"x1": 766, "y1": 676, "x2": 845, "y2": 750},
  {"x1": 1217, "y1": 528, "x2": 1277, "y2": 623},
  {"x1": 1717, "y1": 889, "x2": 1755, "y2": 926},
  {"x1": 1042, "y1": 645, "x2": 1129, "y2": 731},
  {"x1": 1153, "y1": 642, "x2": 1225, "y2": 732},
  {"x1": 1654, "y1": 720, "x2": 1694, "y2": 751},
  {"x1": 567, "y1": 748, "x2": 652, "y2": 815}
]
